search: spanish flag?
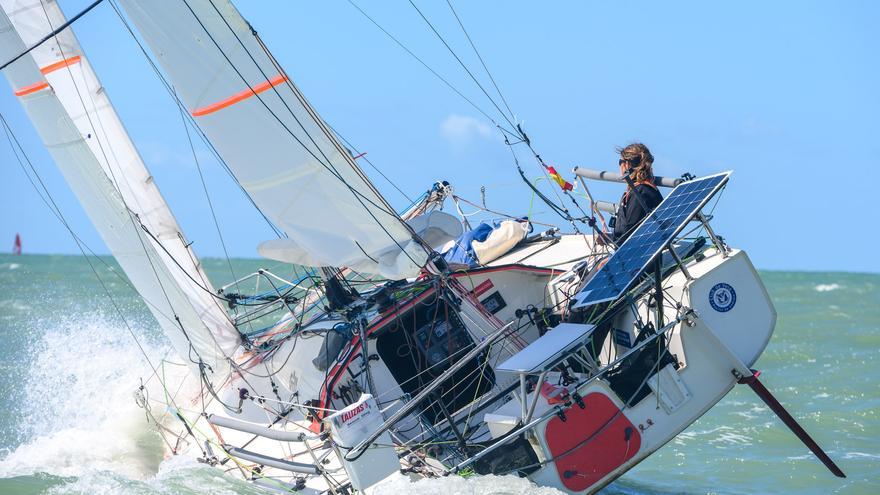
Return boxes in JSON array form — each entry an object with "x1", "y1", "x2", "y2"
[{"x1": 545, "y1": 165, "x2": 573, "y2": 192}]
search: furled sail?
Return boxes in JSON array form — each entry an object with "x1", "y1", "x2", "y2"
[
  {"x1": 0, "y1": 1, "x2": 240, "y2": 377},
  {"x1": 116, "y1": 0, "x2": 432, "y2": 279}
]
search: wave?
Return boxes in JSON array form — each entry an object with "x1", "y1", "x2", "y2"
[
  {"x1": 43, "y1": 457, "x2": 260, "y2": 495},
  {"x1": 0, "y1": 313, "x2": 171, "y2": 480},
  {"x1": 814, "y1": 283, "x2": 841, "y2": 292}
]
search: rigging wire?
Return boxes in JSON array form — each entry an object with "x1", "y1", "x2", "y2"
[
  {"x1": 183, "y1": 0, "x2": 427, "y2": 266},
  {"x1": 32, "y1": 2, "x2": 246, "y2": 345},
  {"x1": 110, "y1": 3, "x2": 319, "y2": 385},
  {"x1": 406, "y1": 0, "x2": 518, "y2": 133},
  {"x1": 344, "y1": 0, "x2": 518, "y2": 139},
  {"x1": 381, "y1": 0, "x2": 589, "y2": 232},
  {"x1": 250, "y1": 29, "x2": 407, "y2": 220},
  {"x1": 504, "y1": 138, "x2": 580, "y2": 225},
  {"x1": 406, "y1": 1, "x2": 585, "y2": 234},
  {"x1": 444, "y1": 0, "x2": 516, "y2": 124}
]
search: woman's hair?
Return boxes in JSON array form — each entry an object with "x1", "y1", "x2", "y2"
[{"x1": 617, "y1": 142, "x2": 655, "y2": 183}]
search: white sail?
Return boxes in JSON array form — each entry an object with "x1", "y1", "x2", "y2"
[
  {"x1": 0, "y1": 1, "x2": 239, "y2": 376},
  {"x1": 117, "y1": 0, "x2": 431, "y2": 279}
]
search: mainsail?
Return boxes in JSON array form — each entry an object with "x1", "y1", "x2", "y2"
[
  {"x1": 0, "y1": 0, "x2": 240, "y2": 376},
  {"x1": 116, "y1": 0, "x2": 431, "y2": 279}
]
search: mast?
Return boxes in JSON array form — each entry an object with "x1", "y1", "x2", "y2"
[
  {"x1": 0, "y1": 0, "x2": 240, "y2": 378},
  {"x1": 116, "y1": 0, "x2": 432, "y2": 279}
]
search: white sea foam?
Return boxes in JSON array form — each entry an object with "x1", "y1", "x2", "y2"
[
  {"x1": 814, "y1": 283, "x2": 841, "y2": 292},
  {"x1": 710, "y1": 431, "x2": 753, "y2": 447},
  {"x1": 0, "y1": 313, "x2": 173, "y2": 480},
  {"x1": 843, "y1": 452, "x2": 880, "y2": 460},
  {"x1": 374, "y1": 473, "x2": 565, "y2": 495},
  {"x1": 785, "y1": 454, "x2": 812, "y2": 461},
  {"x1": 45, "y1": 457, "x2": 256, "y2": 495}
]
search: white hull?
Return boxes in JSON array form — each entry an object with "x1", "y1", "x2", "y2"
[{"x1": 141, "y1": 235, "x2": 776, "y2": 494}]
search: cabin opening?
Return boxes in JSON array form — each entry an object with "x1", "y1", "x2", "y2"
[{"x1": 375, "y1": 292, "x2": 495, "y2": 424}]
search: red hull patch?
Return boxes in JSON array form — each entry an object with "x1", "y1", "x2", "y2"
[{"x1": 544, "y1": 392, "x2": 640, "y2": 491}]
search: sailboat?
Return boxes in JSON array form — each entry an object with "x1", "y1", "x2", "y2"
[{"x1": 0, "y1": 0, "x2": 845, "y2": 493}]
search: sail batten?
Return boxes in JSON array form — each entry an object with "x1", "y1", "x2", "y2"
[{"x1": 117, "y1": 0, "x2": 431, "y2": 279}]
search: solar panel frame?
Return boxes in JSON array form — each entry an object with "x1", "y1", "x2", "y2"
[{"x1": 572, "y1": 171, "x2": 731, "y2": 309}]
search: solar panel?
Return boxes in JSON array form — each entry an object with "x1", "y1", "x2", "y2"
[{"x1": 572, "y1": 172, "x2": 730, "y2": 309}]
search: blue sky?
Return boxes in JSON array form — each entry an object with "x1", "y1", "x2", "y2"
[{"x1": 1, "y1": 1, "x2": 878, "y2": 273}]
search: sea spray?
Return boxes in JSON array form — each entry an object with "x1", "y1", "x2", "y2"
[
  {"x1": 0, "y1": 312, "x2": 169, "y2": 479},
  {"x1": 45, "y1": 457, "x2": 266, "y2": 495}
]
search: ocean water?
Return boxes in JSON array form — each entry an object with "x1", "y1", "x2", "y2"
[{"x1": 0, "y1": 253, "x2": 876, "y2": 494}]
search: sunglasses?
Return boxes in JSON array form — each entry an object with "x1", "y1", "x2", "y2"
[{"x1": 619, "y1": 157, "x2": 641, "y2": 166}]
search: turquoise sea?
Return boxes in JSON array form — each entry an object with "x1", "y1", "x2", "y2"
[{"x1": 0, "y1": 254, "x2": 877, "y2": 494}]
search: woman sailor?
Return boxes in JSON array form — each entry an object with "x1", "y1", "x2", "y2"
[
  {"x1": 585, "y1": 143, "x2": 664, "y2": 359},
  {"x1": 611, "y1": 142, "x2": 663, "y2": 243}
]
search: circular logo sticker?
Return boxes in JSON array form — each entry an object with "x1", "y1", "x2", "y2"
[{"x1": 709, "y1": 283, "x2": 736, "y2": 312}]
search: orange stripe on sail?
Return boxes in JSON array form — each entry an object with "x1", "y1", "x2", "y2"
[
  {"x1": 40, "y1": 55, "x2": 82, "y2": 75},
  {"x1": 191, "y1": 74, "x2": 289, "y2": 117},
  {"x1": 13, "y1": 81, "x2": 49, "y2": 97}
]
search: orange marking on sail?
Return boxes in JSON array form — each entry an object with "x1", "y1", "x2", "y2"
[
  {"x1": 191, "y1": 74, "x2": 289, "y2": 117},
  {"x1": 40, "y1": 55, "x2": 82, "y2": 75},
  {"x1": 13, "y1": 81, "x2": 49, "y2": 97}
]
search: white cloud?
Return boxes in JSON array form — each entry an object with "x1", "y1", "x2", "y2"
[{"x1": 440, "y1": 114, "x2": 492, "y2": 146}]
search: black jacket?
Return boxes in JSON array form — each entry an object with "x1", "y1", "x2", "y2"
[{"x1": 612, "y1": 184, "x2": 663, "y2": 243}]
